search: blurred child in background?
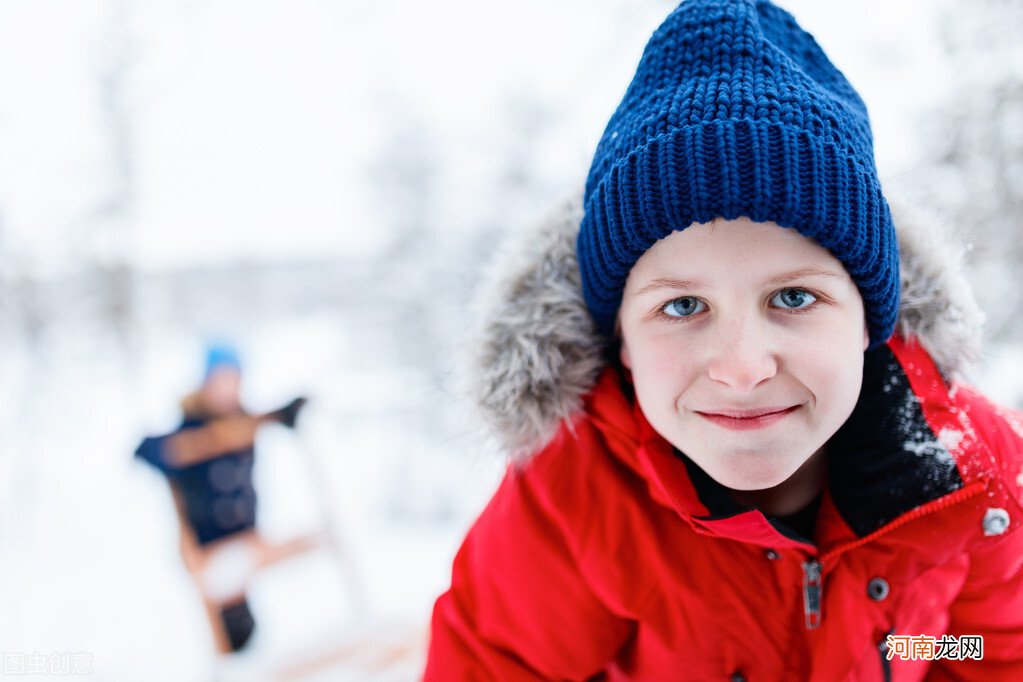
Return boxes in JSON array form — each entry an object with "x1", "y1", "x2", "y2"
[{"x1": 136, "y1": 344, "x2": 307, "y2": 653}]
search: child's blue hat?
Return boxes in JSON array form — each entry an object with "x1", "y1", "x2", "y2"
[
  {"x1": 577, "y1": 0, "x2": 899, "y2": 348},
  {"x1": 203, "y1": 343, "x2": 241, "y2": 380}
]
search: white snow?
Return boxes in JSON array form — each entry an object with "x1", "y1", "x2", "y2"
[{"x1": 937, "y1": 428, "x2": 964, "y2": 453}]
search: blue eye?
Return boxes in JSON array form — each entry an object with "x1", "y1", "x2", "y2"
[
  {"x1": 771, "y1": 288, "x2": 817, "y2": 310},
  {"x1": 662, "y1": 297, "x2": 706, "y2": 318}
]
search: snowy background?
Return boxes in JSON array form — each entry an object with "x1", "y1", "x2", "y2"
[{"x1": 0, "y1": 1, "x2": 1020, "y2": 680}]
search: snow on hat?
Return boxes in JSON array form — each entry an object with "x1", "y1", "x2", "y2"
[{"x1": 577, "y1": 0, "x2": 899, "y2": 348}]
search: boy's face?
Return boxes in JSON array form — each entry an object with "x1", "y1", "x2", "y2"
[
  {"x1": 618, "y1": 217, "x2": 869, "y2": 494},
  {"x1": 201, "y1": 367, "x2": 242, "y2": 416}
]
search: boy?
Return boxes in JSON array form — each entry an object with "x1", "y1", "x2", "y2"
[{"x1": 426, "y1": 0, "x2": 1023, "y2": 679}]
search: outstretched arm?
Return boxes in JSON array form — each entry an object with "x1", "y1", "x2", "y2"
[
  {"x1": 163, "y1": 397, "x2": 308, "y2": 467},
  {"x1": 163, "y1": 414, "x2": 265, "y2": 466}
]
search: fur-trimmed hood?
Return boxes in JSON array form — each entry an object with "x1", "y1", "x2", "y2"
[{"x1": 466, "y1": 196, "x2": 984, "y2": 462}]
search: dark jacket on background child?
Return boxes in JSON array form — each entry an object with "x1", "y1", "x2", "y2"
[{"x1": 135, "y1": 394, "x2": 305, "y2": 545}]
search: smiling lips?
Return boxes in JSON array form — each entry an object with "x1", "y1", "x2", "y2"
[{"x1": 695, "y1": 405, "x2": 800, "y2": 431}]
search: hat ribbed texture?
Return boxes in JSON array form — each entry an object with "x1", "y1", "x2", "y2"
[{"x1": 578, "y1": 0, "x2": 899, "y2": 347}]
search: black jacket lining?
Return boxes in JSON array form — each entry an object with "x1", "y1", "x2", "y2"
[
  {"x1": 828, "y1": 346, "x2": 964, "y2": 537},
  {"x1": 678, "y1": 451, "x2": 817, "y2": 544}
]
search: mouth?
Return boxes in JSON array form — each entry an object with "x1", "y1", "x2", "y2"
[{"x1": 694, "y1": 405, "x2": 800, "y2": 431}]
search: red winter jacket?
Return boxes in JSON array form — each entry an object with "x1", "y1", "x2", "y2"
[
  {"x1": 424, "y1": 201, "x2": 1023, "y2": 681},
  {"x1": 426, "y1": 337, "x2": 1023, "y2": 680}
]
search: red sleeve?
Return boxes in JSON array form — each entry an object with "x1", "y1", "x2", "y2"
[
  {"x1": 424, "y1": 435, "x2": 634, "y2": 680},
  {"x1": 927, "y1": 397, "x2": 1023, "y2": 680},
  {"x1": 926, "y1": 525, "x2": 1023, "y2": 680}
]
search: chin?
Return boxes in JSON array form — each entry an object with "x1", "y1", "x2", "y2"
[
  {"x1": 696, "y1": 450, "x2": 804, "y2": 492},
  {"x1": 718, "y1": 472, "x2": 791, "y2": 493},
  {"x1": 714, "y1": 472, "x2": 789, "y2": 493}
]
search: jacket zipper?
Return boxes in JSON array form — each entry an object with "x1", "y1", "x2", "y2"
[
  {"x1": 878, "y1": 628, "x2": 894, "y2": 682},
  {"x1": 818, "y1": 480, "x2": 987, "y2": 566},
  {"x1": 802, "y1": 559, "x2": 822, "y2": 630}
]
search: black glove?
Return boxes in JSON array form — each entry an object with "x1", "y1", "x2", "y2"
[{"x1": 272, "y1": 397, "x2": 307, "y2": 428}]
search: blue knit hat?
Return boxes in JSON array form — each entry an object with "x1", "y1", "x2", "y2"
[
  {"x1": 578, "y1": 0, "x2": 899, "y2": 348},
  {"x1": 203, "y1": 342, "x2": 241, "y2": 380}
]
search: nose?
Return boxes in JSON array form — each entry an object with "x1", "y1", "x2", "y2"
[{"x1": 706, "y1": 318, "x2": 778, "y2": 393}]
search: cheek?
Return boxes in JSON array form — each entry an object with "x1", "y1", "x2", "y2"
[
  {"x1": 624, "y1": 330, "x2": 673, "y2": 374},
  {"x1": 622, "y1": 330, "x2": 699, "y2": 400},
  {"x1": 796, "y1": 324, "x2": 866, "y2": 416}
]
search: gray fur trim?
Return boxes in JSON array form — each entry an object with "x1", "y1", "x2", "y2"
[
  {"x1": 467, "y1": 195, "x2": 984, "y2": 460},
  {"x1": 465, "y1": 198, "x2": 605, "y2": 462},
  {"x1": 890, "y1": 199, "x2": 984, "y2": 382}
]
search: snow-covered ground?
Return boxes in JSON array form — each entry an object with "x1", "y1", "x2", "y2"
[
  {"x1": 0, "y1": 256, "x2": 514, "y2": 680},
  {"x1": 0, "y1": 1, "x2": 1019, "y2": 680}
]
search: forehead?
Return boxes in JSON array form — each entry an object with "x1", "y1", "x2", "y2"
[
  {"x1": 204, "y1": 367, "x2": 241, "y2": 386},
  {"x1": 628, "y1": 217, "x2": 848, "y2": 283}
]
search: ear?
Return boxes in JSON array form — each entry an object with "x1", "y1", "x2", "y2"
[
  {"x1": 619, "y1": 335, "x2": 633, "y2": 370},
  {"x1": 863, "y1": 325, "x2": 870, "y2": 352}
]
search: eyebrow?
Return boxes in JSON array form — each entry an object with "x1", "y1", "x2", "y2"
[
  {"x1": 764, "y1": 266, "x2": 845, "y2": 286},
  {"x1": 632, "y1": 266, "x2": 844, "y2": 297}
]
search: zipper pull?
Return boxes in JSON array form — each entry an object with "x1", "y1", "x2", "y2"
[{"x1": 802, "y1": 560, "x2": 823, "y2": 629}]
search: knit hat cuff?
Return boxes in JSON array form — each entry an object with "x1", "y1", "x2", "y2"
[{"x1": 578, "y1": 118, "x2": 899, "y2": 348}]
